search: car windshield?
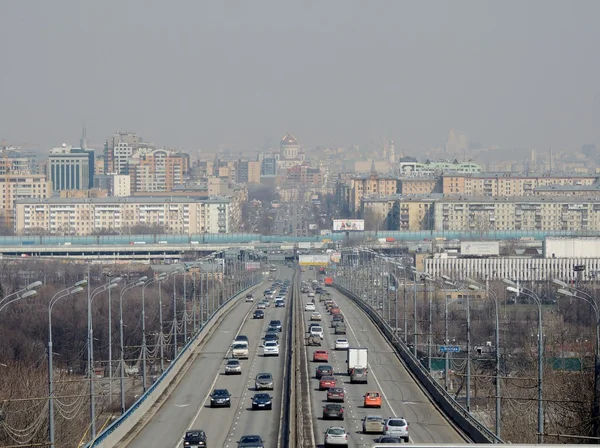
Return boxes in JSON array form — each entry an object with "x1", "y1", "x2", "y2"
[
  {"x1": 318, "y1": 365, "x2": 332, "y2": 371},
  {"x1": 236, "y1": 335, "x2": 248, "y2": 341},
  {"x1": 388, "y1": 419, "x2": 407, "y2": 426},
  {"x1": 213, "y1": 389, "x2": 229, "y2": 396},
  {"x1": 232, "y1": 344, "x2": 246, "y2": 349},
  {"x1": 330, "y1": 388, "x2": 343, "y2": 393},
  {"x1": 264, "y1": 342, "x2": 277, "y2": 347},
  {"x1": 337, "y1": 339, "x2": 348, "y2": 343},
  {"x1": 367, "y1": 393, "x2": 378, "y2": 398},
  {"x1": 185, "y1": 431, "x2": 204, "y2": 439},
  {"x1": 327, "y1": 428, "x2": 345, "y2": 435},
  {"x1": 254, "y1": 394, "x2": 270, "y2": 400},
  {"x1": 270, "y1": 320, "x2": 281, "y2": 325},
  {"x1": 321, "y1": 376, "x2": 335, "y2": 381},
  {"x1": 257, "y1": 374, "x2": 272, "y2": 381},
  {"x1": 326, "y1": 404, "x2": 342, "y2": 410},
  {"x1": 227, "y1": 360, "x2": 240, "y2": 366},
  {"x1": 240, "y1": 436, "x2": 262, "y2": 443},
  {"x1": 366, "y1": 416, "x2": 382, "y2": 421}
]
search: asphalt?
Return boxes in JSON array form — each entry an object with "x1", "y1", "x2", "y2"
[
  {"x1": 126, "y1": 267, "x2": 294, "y2": 448},
  {"x1": 300, "y1": 273, "x2": 465, "y2": 447}
]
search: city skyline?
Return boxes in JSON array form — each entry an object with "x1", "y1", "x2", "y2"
[{"x1": 1, "y1": 1, "x2": 599, "y2": 153}]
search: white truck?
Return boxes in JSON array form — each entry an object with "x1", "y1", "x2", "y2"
[{"x1": 347, "y1": 347, "x2": 368, "y2": 375}]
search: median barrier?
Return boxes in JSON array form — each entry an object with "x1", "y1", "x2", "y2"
[
  {"x1": 86, "y1": 279, "x2": 263, "y2": 448},
  {"x1": 334, "y1": 283, "x2": 503, "y2": 444}
]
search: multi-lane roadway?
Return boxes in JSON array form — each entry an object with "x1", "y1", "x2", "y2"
[
  {"x1": 299, "y1": 274, "x2": 465, "y2": 447},
  {"x1": 125, "y1": 267, "x2": 465, "y2": 448}
]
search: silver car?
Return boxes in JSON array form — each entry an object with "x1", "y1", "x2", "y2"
[
  {"x1": 324, "y1": 426, "x2": 348, "y2": 447},
  {"x1": 224, "y1": 358, "x2": 242, "y2": 375},
  {"x1": 254, "y1": 373, "x2": 274, "y2": 390},
  {"x1": 383, "y1": 418, "x2": 409, "y2": 442}
]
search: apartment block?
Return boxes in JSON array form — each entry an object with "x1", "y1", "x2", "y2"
[
  {"x1": 0, "y1": 174, "x2": 51, "y2": 225},
  {"x1": 236, "y1": 160, "x2": 261, "y2": 184},
  {"x1": 15, "y1": 196, "x2": 235, "y2": 236},
  {"x1": 399, "y1": 176, "x2": 441, "y2": 195},
  {"x1": 349, "y1": 173, "x2": 400, "y2": 214},
  {"x1": 360, "y1": 195, "x2": 438, "y2": 231},
  {"x1": 442, "y1": 173, "x2": 598, "y2": 196},
  {"x1": 128, "y1": 149, "x2": 189, "y2": 192},
  {"x1": 94, "y1": 174, "x2": 131, "y2": 197},
  {"x1": 434, "y1": 196, "x2": 600, "y2": 232},
  {"x1": 400, "y1": 160, "x2": 482, "y2": 175}
]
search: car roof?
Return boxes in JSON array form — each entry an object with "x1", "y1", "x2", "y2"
[
  {"x1": 256, "y1": 372, "x2": 272, "y2": 377},
  {"x1": 317, "y1": 364, "x2": 332, "y2": 368},
  {"x1": 320, "y1": 375, "x2": 335, "y2": 380},
  {"x1": 213, "y1": 388, "x2": 229, "y2": 394}
]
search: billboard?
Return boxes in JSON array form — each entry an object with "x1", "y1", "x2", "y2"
[
  {"x1": 333, "y1": 219, "x2": 364, "y2": 232},
  {"x1": 299, "y1": 255, "x2": 330, "y2": 266},
  {"x1": 461, "y1": 241, "x2": 500, "y2": 256},
  {"x1": 245, "y1": 262, "x2": 261, "y2": 271}
]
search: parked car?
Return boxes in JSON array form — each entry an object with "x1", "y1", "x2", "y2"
[
  {"x1": 322, "y1": 403, "x2": 344, "y2": 420},
  {"x1": 326, "y1": 387, "x2": 345, "y2": 402},
  {"x1": 210, "y1": 389, "x2": 231, "y2": 408},
  {"x1": 183, "y1": 430, "x2": 207, "y2": 447},
  {"x1": 251, "y1": 393, "x2": 273, "y2": 410}
]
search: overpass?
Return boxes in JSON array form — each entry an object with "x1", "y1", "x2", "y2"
[{"x1": 86, "y1": 266, "x2": 503, "y2": 448}]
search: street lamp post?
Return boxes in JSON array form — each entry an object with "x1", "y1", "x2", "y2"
[
  {"x1": 141, "y1": 274, "x2": 165, "y2": 393},
  {"x1": 0, "y1": 281, "x2": 43, "y2": 312},
  {"x1": 119, "y1": 277, "x2": 147, "y2": 414},
  {"x1": 554, "y1": 281, "x2": 600, "y2": 438},
  {"x1": 88, "y1": 277, "x2": 121, "y2": 440},
  {"x1": 467, "y1": 279, "x2": 501, "y2": 439},
  {"x1": 505, "y1": 280, "x2": 544, "y2": 443},
  {"x1": 48, "y1": 283, "x2": 86, "y2": 448}
]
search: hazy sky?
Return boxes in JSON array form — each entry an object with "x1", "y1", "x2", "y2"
[{"x1": 1, "y1": 1, "x2": 599, "y2": 154}]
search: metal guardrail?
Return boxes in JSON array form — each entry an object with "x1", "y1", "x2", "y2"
[
  {"x1": 279, "y1": 270, "x2": 297, "y2": 447},
  {"x1": 84, "y1": 279, "x2": 262, "y2": 448},
  {"x1": 334, "y1": 283, "x2": 504, "y2": 444}
]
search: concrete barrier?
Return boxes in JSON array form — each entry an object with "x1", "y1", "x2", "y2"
[
  {"x1": 87, "y1": 280, "x2": 263, "y2": 448},
  {"x1": 334, "y1": 284, "x2": 503, "y2": 444}
]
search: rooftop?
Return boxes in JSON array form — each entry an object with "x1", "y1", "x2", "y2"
[
  {"x1": 17, "y1": 196, "x2": 231, "y2": 205},
  {"x1": 281, "y1": 132, "x2": 298, "y2": 146}
]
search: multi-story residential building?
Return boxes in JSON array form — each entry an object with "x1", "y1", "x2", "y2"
[
  {"x1": 59, "y1": 189, "x2": 108, "y2": 199},
  {"x1": 15, "y1": 196, "x2": 236, "y2": 235},
  {"x1": 236, "y1": 160, "x2": 261, "y2": 184},
  {"x1": 285, "y1": 164, "x2": 323, "y2": 185},
  {"x1": 94, "y1": 156, "x2": 105, "y2": 175},
  {"x1": 398, "y1": 176, "x2": 441, "y2": 195},
  {"x1": 361, "y1": 194, "x2": 438, "y2": 231},
  {"x1": 442, "y1": 173, "x2": 598, "y2": 196},
  {"x1": 400, "y1": 160, "x2": 482, "y2": 175},
  {"x1": 349, "y1": 173, "x2": 400, "y2": 214},
  {"x1": 534, "y1": 183, "x2": 600, "y2": 197},
  {"x1": 128, "y1": 148, "x2": 189, "y2": 192},
  {"x1": 49, "y1": 145, "x2": 95, "y2": 191},
  {"x1": 103, "y1": 131, "x2": 143, "y2": 174},
  {"x1": 94, "y1": 174, "x2": 131, "y2": 197},
  {"x1": 0, "y1": 155, "x2": 33, "y2": 175},
  {"x1": 434, "y1": 196, "x2": 600, "y2": 232},
  {"x1": 0, "y1": 174, "x2": 51, "y2": 226}
]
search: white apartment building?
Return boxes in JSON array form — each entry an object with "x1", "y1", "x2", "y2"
[
  {"x1": 15, "y1": 197, "x2": 232, "y2": 235},
  {"x1": 434, "y1": 196, "x2": 600, "y2": 232}
]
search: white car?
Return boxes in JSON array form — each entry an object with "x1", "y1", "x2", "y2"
[
  {"x1": 308, "y1": 292, "x2": 315, "y2": 298},
  {"x1": 305, "y1": 303, "x2": 316, "y2": 312},
  {"x1": 334, "y1": 338, "x2": 350, "y2": 350},
  {"x1": 263, "y1": 340, "x2": 280, "y2": 357},
  {"x1": 383, "y1": 418, "x2": 409, "y2": 442},
  {"x1": 310, "y1": 312, "x2": 322, "y2": 321},
  {"x1": 245, "y1": 295, "x2": 254, "y2": 302},
  {"x1": 310, "y1": 326, "x2": 324, "y2": 339},
  {"x1": 324, "y1": 426, "x2": 348, "y2": 446}
]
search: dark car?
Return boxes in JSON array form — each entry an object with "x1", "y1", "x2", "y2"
[
  {"x1": 377, "y1": 436, "x2": 403, "y2": 443},
  {"x1": 183, "y1": 430, "x2": 207, "y2": 447},
  {"x1": 238, "y1": 435, "x2": 264, "y2": 448},
  {"x1": 210, "y1": 389, "x2": 231, "y2": 408},
  {"x1": 322, "y1": 403, "x2": 344, "y2": 420},
  {"x1": 251, "y1": 393, "x2": 273, "y2": 410},
  {"x1": 327, "y1": 387, "x2": 345, "y2": 402},
  {"x1": 253, "y1": 310, "x2": 265, "y2": 319},
  {"x1": 269, "y1": 320, "x2": 282, "y2": 332},
  {"x1": 332, "y1": 314, "x2": 344, "y2": 323},
  {"x1": 263, "y1": 333, "x2": 279, "y2": 343},
  {"x1": 316, "y1": 365, "x2": 334, "y2": 379}
]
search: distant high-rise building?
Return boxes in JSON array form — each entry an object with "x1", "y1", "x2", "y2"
[
  {"x1": 103, "y1": 131, "x2": 143, "y2": 174},
  {"x1": 258, "y1": 152, "x2": 278, "y2": 176},
  {"x1": 445, "y1": 129, "x2": 469, "y2": 157},
  {"x1": 236, "y1": 160, "x2": 261, "y2": 184},
  {"x1": 128, "y1": 148, "x2": 189, "y2": 192},
  {"x1": 49, "y1": 144, "x2": 94, "y2": 191}
]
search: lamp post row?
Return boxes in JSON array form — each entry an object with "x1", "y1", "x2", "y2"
[{"x1": 0, "y1": 251, "x2": 255, "y2": 448}]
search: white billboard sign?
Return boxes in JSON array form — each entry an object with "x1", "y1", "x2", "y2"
[
  {"x1": 333, "y1": 219, "x2": 364, "y2": 232},
  {"x1": 299, "y1": 255, "x2": 330, "y2": 266},
  {"x1": 461, "y1": 241, "x2": 500, "y2": 256}
]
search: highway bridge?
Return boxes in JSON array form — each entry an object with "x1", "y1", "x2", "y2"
[{"x1": 87, "y1": 266, "x2": 479, "y2": 448}]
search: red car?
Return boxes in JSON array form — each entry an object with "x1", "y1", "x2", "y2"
[
  {"x1": 319, "y1": 375, "x2": 337, "y2": 391},
  {"x1": 327, "y1": 387, "x2": 345, "y2": 402},
  {"x1": 313, "y1": 350, "x2": 329, "y2": 362}
]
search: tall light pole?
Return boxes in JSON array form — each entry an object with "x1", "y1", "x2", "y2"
[
  {"x1": 88, "y1": 277, "x2": 121, "y2": 440},
  {"x1": 119, "y1": 277, "x2": 147, "y2": 414},
  {"x1": 554, "y1": 280, "x2": 600, "y2": 439},
  {"x1": 157, "y1": 273, "x2": 166, "y2": 372},
  {"x1": 48, "y1": 282, "x2": 86, "y2": 448},
  {"x1": 141, "y1": 274, "x2": 165, "y2": 392},
  {"x1": 0, "y1": 280, "x2": 43, "y2": 312},
  {"x1": 505, "y1": 280, "x2": 544, "y2": 443},
  {"x1": 467, "y1": 279, "x2": 501, "y2": 439}
]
